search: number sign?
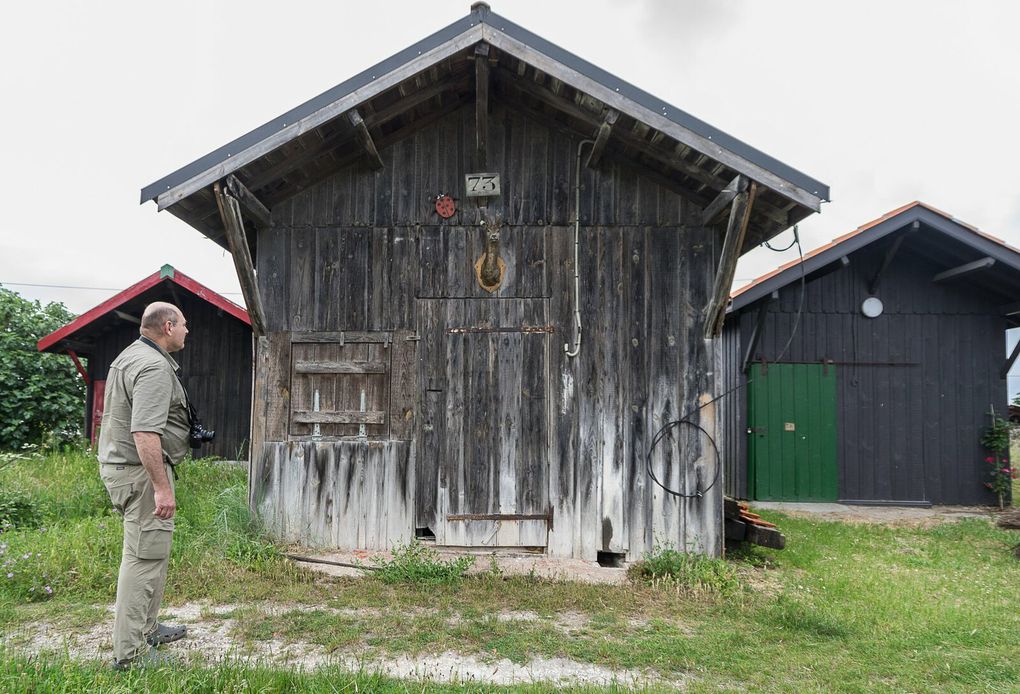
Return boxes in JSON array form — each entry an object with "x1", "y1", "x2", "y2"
[{"x1": 465, "y1": 173, "x2": 501, "y2": 197}]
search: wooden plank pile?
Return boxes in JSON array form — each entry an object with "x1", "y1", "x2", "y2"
[{"x1": 724, "y1": 498, "x2": 785, "y2": 550}]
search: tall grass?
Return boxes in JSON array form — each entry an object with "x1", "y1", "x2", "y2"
[{"x1": 0, "y1": 449, "x2": 310, "y2": 609}]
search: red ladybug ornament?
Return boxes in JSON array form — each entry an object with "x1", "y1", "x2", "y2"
[{"x1": 435, "y1": 194, "x2": 457, "y2": 219}]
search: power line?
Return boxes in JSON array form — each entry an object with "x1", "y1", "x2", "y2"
[{"x1": 1, "y1": 280, "x2": 242, "y2": 296}]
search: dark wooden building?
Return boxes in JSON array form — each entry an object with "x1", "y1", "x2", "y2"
[
  {"x1": 722, "y1": 202, "x2": 1019, "y2": 506},
  {"x1": 38, "y1": 265, "x2": 253, "y2": 460},
  {"x1": 141, "y1": 4, "x2": 828, "y2": 558}
]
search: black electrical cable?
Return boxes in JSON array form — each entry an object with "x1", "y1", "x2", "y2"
[
  {"x1": 763, "y1": 236, "x2": 798, "y2": 253},
  {"x1": 770, "y1": 225, "x2": 806, "y2": 365},
  {"x1": 644, "y1": 226, "x2": 806, "y2": 500}
]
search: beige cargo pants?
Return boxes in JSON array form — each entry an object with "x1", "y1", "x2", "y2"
[{"x1": 100, "y1": 462, "x2": 175, "y2": 663}]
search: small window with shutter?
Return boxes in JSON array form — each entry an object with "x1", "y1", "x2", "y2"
[{"x1": 289, "y1": 334, "x2": 391, "y2": 438}]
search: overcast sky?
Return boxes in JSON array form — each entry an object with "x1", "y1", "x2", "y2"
[{"x1": 2, "y1": 1, "x2": 1018, "y2": 324}]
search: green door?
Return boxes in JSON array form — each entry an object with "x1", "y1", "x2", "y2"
[{"x1": 748, "y1": 363, "x2": 838, "y2": 501}]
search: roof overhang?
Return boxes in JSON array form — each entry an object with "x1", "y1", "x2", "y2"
[
  {"x1": 38, "y1": 264, "x2": 250, "y2": 354},
  {"x1": 141, "y1": 4, "x2": 829, "y2": 253},
  {"x1": 730, "y1": 202, "x2": 1020, "y2": 313}
]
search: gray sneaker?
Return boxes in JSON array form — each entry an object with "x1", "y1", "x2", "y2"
[
  {"x1": 146, "y1": 622, "x2": 188, "y2": 646},
  {"x1": 112, "y1": 646, "x2": 173, "y2": 671}
]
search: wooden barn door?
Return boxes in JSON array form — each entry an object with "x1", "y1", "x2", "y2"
[{"x1": 418, "y1": 297, "x2": 553, "y2": 548}]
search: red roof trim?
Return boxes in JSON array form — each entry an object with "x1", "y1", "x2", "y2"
[{"x1": 37, "y1": 266, "x2": 250, "y2": 353}]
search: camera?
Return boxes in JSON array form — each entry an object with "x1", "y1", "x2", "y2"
[
  {"x1": 187, "y1": 402, "x2": 215, "y2": 448},
  {"x1": 189, "y1": 420, "x2": 216, "y2": 448}
]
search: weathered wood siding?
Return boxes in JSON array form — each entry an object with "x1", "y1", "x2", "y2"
[
  {"x1": 252, "y1": 103, "x2": 724, "y2": 557},
  {"x1": 723, "y1": 246, "x2": 1008, "y2": 505}
]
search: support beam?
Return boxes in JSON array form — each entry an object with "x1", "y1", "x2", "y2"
[
  {"x1": 869, "y1": 221, "x2": 917, "y2": 294},
  {"x1": 741, "y1": 291, "x2": 776, "y2": 373},
  {"x1": 346, "y1": 109, "x2": 383, "y2": 171},
  {"x1": 932, "y1": 256, "x2": 995, "y2": 283},
  {"x1": 1001, "y1": 338, "x2": 1020, "y2": 379},
  {"x1": 66, "y1": 349, "x2": 89, "y2": 385},
  {"x1": 214, "y1": 181, "x2": 267, "y2": 337},
  {"x1": 702, "y1": 175, "x2": 749, "y2": 226},
  {"x1": 113, "y1": 310, "x2": 140, "y2": 325},
  {"x1": 225, "y1": 174, "x2": 272, "y2": 228},
  {"x1": 999, "y1": 301, "x2": 1020, "y2": 316},
  {"x1": 474, "y1": 42, "x2": 490, "y2": 168},
  {"x1": 705, "y1": 182, "x2": 758, "y2": 339},
  {"x1": 584, "y1": 109, "x2": 619, "y2": 169}
]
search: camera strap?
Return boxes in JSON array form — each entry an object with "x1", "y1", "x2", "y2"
[
  {"x1": 138, "y1": 337, "x2": 194, "y2": 469},
  {"x1": 137, "y1": 337, "x2": 193, "y2": 422}
]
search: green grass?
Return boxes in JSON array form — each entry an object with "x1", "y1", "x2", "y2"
[{"x1": 2, "y1": 449, "x2": 1019, "y2": 692}]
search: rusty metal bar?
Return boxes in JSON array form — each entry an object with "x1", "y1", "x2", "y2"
[
  {"x1": 447, "y1": 512, "x2": 553, "y2": 522},
  {"x1": 446, "y1": 325, "x2": 556, "y2": 334}
]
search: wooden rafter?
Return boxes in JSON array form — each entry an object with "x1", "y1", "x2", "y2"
[
  {"x1": 226, "y1": 174, "x2": 272, "y2": 228},
  {"x1": 869, "y1": 220, "x2": 917, "y2": 294},
  {"x1": 347, "y1": 109, "x2": 384, "y2": 171},
  {"x1": 702, "y1": 175, "x2": 748, "y2": 226},
  {"x1": 584, "y1": 109, "x2": 618, "y2": 169},
  {"x1": 214, "y1": 181, "x2": 267, "y2": 337},
  {"x1": 705, "y1": 181, "x2": 758, "y2": 339},
  {"x1": 474, "y1": 42, "x2": 490, "y2": 167},
  {"x1": 497, "y1": 73, "x2": 794, "y2": 231},
  {"x1": 932, "y1": 256, "x2": 995, "y2": 283},
  {"x1": 999, "y1": 300, "x2": 1020, "y2": 316}
]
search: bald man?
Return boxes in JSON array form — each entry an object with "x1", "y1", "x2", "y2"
[{"x1": 98, "y1": 301, "x2": 191, "y2": 669}]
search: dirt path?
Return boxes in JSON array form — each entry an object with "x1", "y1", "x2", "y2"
[
  {"x1": 2, "y1": 601, "x2": 688, "y2": 689},
  {"x1": 749, "y1": 502, "x2": 995, "y2": 528}
]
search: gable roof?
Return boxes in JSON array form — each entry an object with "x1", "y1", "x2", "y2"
[
  {"x1": 729, "y1": 201, "x2": 1020, "y2": 312},
  {"x1": 141, "y1": 2, "x2": 828, "y2": 251},
  {"x1": 38, "y1": 265, "x2": 249, "y2": 354}
]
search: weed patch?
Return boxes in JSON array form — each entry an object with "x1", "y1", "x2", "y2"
[
  {"x1": 371, "y1": 539, "x2": 474, "y2": 586},
  {"x1": 628, "y1": 545, "x2": 739, "y2": 596}
]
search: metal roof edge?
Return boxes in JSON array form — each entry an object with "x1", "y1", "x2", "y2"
[
  {"x1": 729, "y1": 203, "x2": 1020, "y2": 313},
  {"x1": 141, "y1": 5, "x2": 828, "y2": 208},
  {"x1": 140, "y1": 12, "x2": 480, "y2": 204},
  {"x1": 729, "y1": 206, "x2": 926, "y2": 311},
  {"x1": 481, "y1": 10, "x2": 829, "y2": 202}
]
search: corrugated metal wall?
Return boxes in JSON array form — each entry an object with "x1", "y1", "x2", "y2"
[{"x1": 724, "y1": 240, "x2": 1008, "y2": 505}]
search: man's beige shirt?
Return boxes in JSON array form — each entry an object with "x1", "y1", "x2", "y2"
[{"x1": 97, "y1": 339, "x2": 190, "y2": 466}]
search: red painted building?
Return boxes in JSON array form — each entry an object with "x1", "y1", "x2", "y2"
[{"x1": 38, "y1": 264, "x2": 253, "y2": 460}]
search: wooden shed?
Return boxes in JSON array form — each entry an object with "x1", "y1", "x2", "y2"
[
  {"x1": 722, "y1": 202, "x2": 1019, "y2": 506},
  {"x1": 140, "y1": 4, "x2": 828, "y2": 559},
  {"x1": 38, "y1": 264, "x2": 253, "y2": 460}
]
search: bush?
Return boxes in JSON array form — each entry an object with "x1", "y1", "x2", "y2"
[
  {"x1": 372, "y1": 539, "x2": 474, "y2": 586},
  {"x1": 628, "y1": 545, "x2": 739, "y2": 596},
  {"x1": 0, "y1": 488, "x2": 41, "y2": 532},
  {"x1": 0, "y1": 287, "x2": 85, "y2": 450}
]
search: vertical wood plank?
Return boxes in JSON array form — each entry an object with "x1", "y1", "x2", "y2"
[
  {"x1": 289, "y1": 228, "x2": 315, "y2": 331},
  {"x1": 546, "y1": 226, "x2": 576, "y2": 556},
  {"x1": 625, "y1": 227, "x2": 650, "y2": 557},
  {"x1": 389, "y1": 330, "x2": 417, "y2": 440},
  {"x1": 647, "y1": 225, "x2": 682, "y2": 551},
  {"x1": 599, "y1": 228, "x2": 627, "y2": 552}
]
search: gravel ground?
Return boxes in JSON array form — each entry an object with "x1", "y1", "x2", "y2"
[{"x1": 1, "y1": 601, "x2": 687, "y2": 689}]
